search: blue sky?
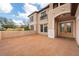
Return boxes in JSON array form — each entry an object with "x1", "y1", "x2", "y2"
[{"x1": 0, "y1": 3, "x2": 48, "y2": 25}]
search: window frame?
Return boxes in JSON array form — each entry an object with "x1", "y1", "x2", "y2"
[
  {"x1": 40, "y1": 11, "x2": 47, "y2": 20},
  {"x1": 40, "y1": 24, "x2": 48, "y2": 32}
]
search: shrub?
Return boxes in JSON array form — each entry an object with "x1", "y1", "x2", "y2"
[{"x1": 24, "y1": 26, "x2": 30, "y2": 31}]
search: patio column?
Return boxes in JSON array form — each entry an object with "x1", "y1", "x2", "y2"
[
  {"x1": 48, "y1": 9, "x2": 55, "y2": 38},
  {"x1": 76, "y1": 16, "x2": 79, "y2": 45},
  {"x1": 48, "y1": 17, "x2": 55, "y2": 38},
  {"x1": 0, "y1": 31, "x2": 1, "y2": 40}
]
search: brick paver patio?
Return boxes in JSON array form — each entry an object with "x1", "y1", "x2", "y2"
[{"x1": 0, "y1": 34, "x2": 79, "y2": 56}]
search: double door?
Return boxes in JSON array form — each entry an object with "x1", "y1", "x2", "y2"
[{"x1": 58, "y1": 21, "x2": 74, "y2": 38}]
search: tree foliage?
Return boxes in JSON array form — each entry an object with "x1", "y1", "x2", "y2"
[{"x1": 0, "y1": 17, "x2": 16, "y2": 31}]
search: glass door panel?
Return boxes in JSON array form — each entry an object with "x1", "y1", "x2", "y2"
[
  {"x1": 60, "y1": 23, "x2": 64, "y2": 32},
  {"x1": 66, "y1": 23, "x2": 72, "y2": 32}
]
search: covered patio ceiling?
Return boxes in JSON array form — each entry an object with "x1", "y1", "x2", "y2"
[{"x1": 71, "y1": 3, "x2": 78, "y2": 16}]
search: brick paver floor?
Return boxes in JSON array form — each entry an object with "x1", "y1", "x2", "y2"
[{"x1": 0, "y1": 34, "x2": 79, "y2": 56}]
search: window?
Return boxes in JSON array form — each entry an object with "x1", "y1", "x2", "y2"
[
  {"x1": 40, "y1": 24, "x2": 48, "y2": 32},
  {"x1": 44, "y1": 24, "x2": 48, "y2": 32},
  {"x1": 40, "y1": 24, "x2": 43, "y2": 32},
  {"x1": 30, "y1": 16, "x2": 33, "y2": 22},
  {"x1": 66, "y1": 23, "x2": 72, "y2": 32},
  {"x1": 53, "y1": 3, "x2": 58, "y2": 9},
  {"x1": 30, "y1": 25, "x2": 34, "y2": 30},
  {"x1": 60, "y1": 23, "x2": 64, "y2": 32},
  {"x1": 40, "y1": 11, "x2": 47, "y2": 20},
  {"x1": 41, "y1": 11, "x2": 46, "y2": 16},
  {"x1": 60, "y1": 3, "x2": 65, "y2": 6}
]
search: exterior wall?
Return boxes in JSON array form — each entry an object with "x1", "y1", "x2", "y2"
[
  {"x1": 51, "y1": 4, "x2": 71, "y2": 18},
  {"x1": 75, "y1": 5, "x2": 79, "y2": 45},
  {"x1": 37, "y1": 8, "x2": 49, "y2": 35},
  {"x1": 76, "y1": 16, "x2": 79, "y2": 45},
  {"x1": 73, "y1": 20, "x2": 76, "y2": 38},
  {"x1": 49, "y1": 3, "x2": 53, "y2": 10},
  {"x1": 48, "y1": 3, "x2": 71, "y2": 38},
  {"x1": 55, "y1": 20, "x2": 58, "y2": 37},
  {"x1": 29, "y1": 13, "x2": 38, "y2": 33}
]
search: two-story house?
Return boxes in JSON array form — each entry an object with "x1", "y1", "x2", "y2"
[{"x1": 28, "y1": 3, "x2": 79, "y2": 45}]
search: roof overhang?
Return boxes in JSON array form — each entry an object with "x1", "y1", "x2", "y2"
[{"x1": 28, "y1": 11, "x2": 38, "y2": 17}]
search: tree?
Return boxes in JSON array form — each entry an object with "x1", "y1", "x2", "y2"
[
  {"x1": 22, "y1": 20, "x2": 30, "y2": 31},
  {"x1": 0, "y1": 17, "x2": 16, "y2": 31}
]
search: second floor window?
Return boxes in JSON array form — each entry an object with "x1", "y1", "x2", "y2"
[
  {"x1": 40, "y1": 11, "x2": 47, "y2": 20},
  {"x1": 30, "y1": 16, "x2": 33, "y2": 22}
]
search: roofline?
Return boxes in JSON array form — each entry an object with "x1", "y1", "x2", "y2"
[
  {"x1": 38, "y1": 4, "x2": 49, "y2": 12},
  {"x1": 28, "y1": 4, "x2": 50, "y2": 17},
  {"x1": 28, "y1": 11, "x2": 38, "y2": 17}
]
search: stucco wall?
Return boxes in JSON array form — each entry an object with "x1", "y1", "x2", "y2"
[{"x1": 0, "y1": 31, "x2": 35, "y2": 40}]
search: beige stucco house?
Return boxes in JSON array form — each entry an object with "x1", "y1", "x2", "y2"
[{"x1": 28, "y1": 3, "x2": 79, "y2": 45}]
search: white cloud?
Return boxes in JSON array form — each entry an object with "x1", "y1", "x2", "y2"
[
  {"x1": 16, "y1": 12, "x2": 29, "y2": 21},
  {"x1": 0, "y1": 3, "x2": 12, "y2": 13},
  {"x1": 18, "y1": 12, "x2": 28, "y2": 19},
  {"x1": 39, "y1": 3, "x2": 49, "y2": 8},
  {"x1": 23, "y1": 3, "x2": 38, "y2": 16},
  {"x1": 13, "y1": 19, "x2": 25, "y2": 26},
  {"x1": 13, "y1": 12, "x2": 29, "y2": 26},
  {"x1": 23, "y1": 3, "x2": 49, "y2": 16}
]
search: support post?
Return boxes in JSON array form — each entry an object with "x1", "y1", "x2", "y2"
[{"x1": 48, "y1": 9, "x2": 55, "y2": 38}]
